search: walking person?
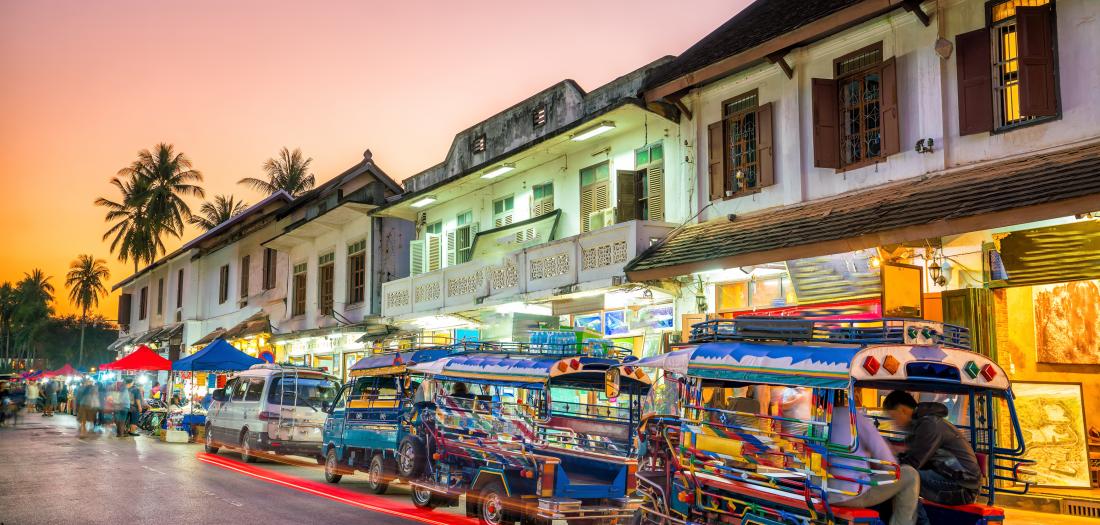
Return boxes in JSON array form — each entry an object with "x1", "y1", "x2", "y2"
[
  {"x1": 126, "y1": 379, "x2": 143, "y2": 436},
  {"x1": 42, "y1": 380, "x2": 57, "y2": 417},
  {"x1": 113, "y1": 382, "x2": 131, "y2": 437},
  {"x1": 26, "y1": 380, "x2": 39, "y2": 413},
  {"x1": 76, "y1": 379, "x2": 99, "y2": 438}
]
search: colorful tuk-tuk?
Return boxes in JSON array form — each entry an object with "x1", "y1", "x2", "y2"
[
  {"x1": 630, "y1": 317, "x2": 1031, "y2": 525},
  {"x1": 321, "y1": 345, "x2": 457, "y2": 493},
  {"x1": 399, "y1": 341, "x2": 652, "y2": 525}
]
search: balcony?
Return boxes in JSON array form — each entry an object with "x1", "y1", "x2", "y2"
[{"x1": 381, "y1": 220, "x2": 674, "y2": 318}]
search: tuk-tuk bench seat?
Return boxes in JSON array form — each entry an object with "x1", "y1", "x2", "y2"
[
  {"x1": 921, "y1": 499, "x2": 1004, "y2": 517},
  {"x1": 691, "y1": 470, "x2": 880, "y2": 523}
]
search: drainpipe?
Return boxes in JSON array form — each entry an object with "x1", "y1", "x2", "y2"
[{"x1": 936, "y1": 0, "x2": 953, "y2": 169}]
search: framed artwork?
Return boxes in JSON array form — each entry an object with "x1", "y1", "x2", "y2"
[
  {"x1": 881, "y1": 262, "x2": 924, "y2": 319},
  {"x1": 631, "y1": 304, "x2": 675, "y2": 331},
  {"x1": 1012, "y1": 382, "x2": 1091, "y2": 487},
  {"x1": 573, "y1": 313, "x2": 602, "y2": 334},
  {"x1": 604, "y1": 310, "x2": 629, "y2": 336},
  {"x1": 1033, "y1": 279, "x2": 1100, "y2": 364}
]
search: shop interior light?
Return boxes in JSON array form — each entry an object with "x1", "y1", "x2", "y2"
[
  {"x1": 481, "y1": 163, "x2": 515, "y2": 179},
  {"x1": 570, "y1": 121, "x2": 616, "y2": 141},
  {"x1": 410, "y1": 196, "x2": 437, "y2": 208}
]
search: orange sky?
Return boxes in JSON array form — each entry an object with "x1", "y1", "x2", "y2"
[{"x1": 0, "y1": 0, "x2": 744, "y2": 318}]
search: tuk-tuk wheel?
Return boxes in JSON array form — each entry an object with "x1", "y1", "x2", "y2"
[
  {"x1": 324, "y1": 448, "x2": 343, "y2": 484},
  {"x1": 478, "y1": 481, "x2": 508, "y2": 525},
  {"x1": 366, "y1": 454, "x2": 390, "y2": 494},
  {"x1": 397, "y1": 437, "x2": 425, "y2": 478},
  {"x1": 411, "y1": 486, "x2": 438, "y2": 509}
]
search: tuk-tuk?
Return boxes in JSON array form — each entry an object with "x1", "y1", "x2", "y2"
[
  {"x1": 321, "y1": 345, "x2": 457, "y2": 493},
  {"x1": 399, "y1": 341, "x2": 652, "y2": 525},
  {"x1": 629, "y1": 317, "x2": 1032, "y2": 525}
]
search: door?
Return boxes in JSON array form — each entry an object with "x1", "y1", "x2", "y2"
[
  {"x1": 324, "y1": 384, "x2": 350, "y2": 452},
  {"x1": 273, "y1": 374, "x2": 340, "y2": 444},
  {"x1": 942, "y1": 288, "x2": 996, "y2": 358},
  {"x1": 240, "y1": 377, "x2": 266, "y2": 434},
  {"x1": 208, "y1": 378, "x2": 234, "y2": 440}
]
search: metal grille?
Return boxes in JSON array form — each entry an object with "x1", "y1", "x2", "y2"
[
  {"x1": 836, "y1": 47, "x2": 882, "y2": 77},
  {"x1": 723, "y1": 92, "x2": 758, "y2": 117},
  {"x1": 839, "y1": 69, "x2": 882, "y2": 167},
  {"x1": 532, "y1": 104, "x2": 547, "y2": 127},
  {"x1": 1061, "y1": 499, "x2": 1100, "y2": 519},
  {"x1": 726, "y1": 109, "x2": 757, "y2": 193},
  {"x1": 991, "y1": 0, "x2": 1050, "y2": 130},
  {"x1": 472, "y1": 134, "x2": 486, "y2": 153}
]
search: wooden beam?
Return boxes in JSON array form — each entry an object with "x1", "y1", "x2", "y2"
[
  {"x1": 902, "y1": 0, "x2": 931, "y2": 26},
  {"x1": 625, "y1": 193, "x2": 1100, "y2": 282},
  {"x1": 767, "y1": 52, "x2": 794, "y2": 79},
  {"x1": 666, "y1": 93, "x2": 693, "y2": 121},
  {"x1": 645, "y1": 0, "x2": 903, "y2": 102}
]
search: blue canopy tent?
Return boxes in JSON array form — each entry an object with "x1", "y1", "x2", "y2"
[{"x1": 172, "y1": 338, "x2": 263, "y2": 371}]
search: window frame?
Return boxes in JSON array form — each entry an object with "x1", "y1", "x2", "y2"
[
  {"x1": 346, "y1": 240, "x2": 366, "y2": 306},
  {"x1": 218, "y1": 264, "x2": 230, "y2": 304},
  {"x1": 985, "y1": 0, "x2": 1060, "y2": 133},
  {"x1": 719, "y1": 90, "x2": 763, "y2": 198},
  {"x1": 138, "y1": 286, "x2": 148, "y2": 321},
  {"x1": 318, "y1": 253, "x2": 335, "y2": 316},
  {"x1": 240, "y1": 255, "x2": 250, "y2": 301},
  {"x1": 492, "y1": 195, "x2": 515, "y2": 227},
  {"x1": 156, "y1": 277, "x2": 164, "y2": 316},
  {"x1": 176, "y1": 269, "x2": 184, "y2": 309},
  {"x1": 292, "y1": 262, "x2": 307, "y2": 317},
  {"x1": 244, "y1": 378, "x2": 265, "y2": 402},
  {"x1": 832, "y1": 42, "x2": 887, "y2": 171},
  {"x1": 262, "y1": 248, "x2": 277, "y2": 291}
]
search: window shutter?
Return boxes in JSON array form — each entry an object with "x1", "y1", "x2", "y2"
[
  {"x1": 616, "y1": 170, "x2": 637, "y2": 223},
  {"x1": 580, "y1": 184, "x2": 594, "y2": 233},
  {"x1": 594, "y1": 180, "x2": 610, "y2": 211},
  {"x1": 879, "y1": 57, "x2": 901, "y2": 157},
  {"x1": 118, "y1": 293, "x2": 132, "y2": 330},
  {"x1": 955, "y1": 28, "x2": 994, "y2": 135},
  {"x1": 427, "y1": 234, "x2": 442, "y2": 271},
  {"x1": 647, "y1": 164, "x2": 665, "y2": 221},
  {"x1": 755, "y1": 102, "x2": 775, "y2": 188},
  {"x1": 811, "y1": 78, "x2": 840, "y2": 169},
  {"x1": 1017, "y1": 5, "x2": 1058, "y2": 117},
  {"x1": 446, "y1": 230, "x2": 457, "y2": 267},
  {"x1": 707, "y1": 121, "x2": 725, "y2": 201},
  {"x1": 409, "y1": 239, "x2": 425, "y2": 275}
]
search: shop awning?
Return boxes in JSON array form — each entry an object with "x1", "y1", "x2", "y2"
[
  {"x1": 471, "y1": 209, "x2": 561, "y2": 260},
  {"x1": 100, "y1": 345, "x2": 172, "y2": 371},
  {"x1": 192, "y1": 328, "x2": 226, "y2": 347},
  {"x1": 222, "y1": 312, "x2": 270, "y2": 340},
  {"x1": 625, "y1": 140, "x2": 1100, "y2": 281},
  {"x1": 41, "y1": 364, "x2": 79, "y2": 379},
  {"x1": 172, "y1": 338, "x2": 263, "y2": 371},
  {"x1": 107, "y1": 334, "x2": 135, "y2": 352}
]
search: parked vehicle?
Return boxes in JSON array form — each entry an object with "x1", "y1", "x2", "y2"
[
  {"x1": 629, "y1": 317, "x2": 1032, "y2": 525},
  {"x1": 205, "y1": 363, "x2": 340, "y2": 462},
  {"x1": 321, "y1": 345, "x2": 458, "y2": 493},
  {"x1": 401, "y1": 341, "x2": 652, "y2": 525}
]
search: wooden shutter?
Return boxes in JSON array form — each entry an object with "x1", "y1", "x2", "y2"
[
  {"x1": 956, "y1": 28, "x2": 994, "y2": 135},
  {"x1": 118, "y1": 293, "x2": 132, "y2": 330},
  {"x1": 811, "y1": 78, "x2": 840, "y2": 169},
  {"x1": 879, "y1": 58, "x2": 901, "y2": 157},
  {"x1": 1017, "y1": 5, "x2": 1058, "y2": 117},
  {"x1": 594, "y1": 180, "x2": 610, "y2": 211},
  {"x1": 647, "y1": 164, "x2": 665, "y2": 221},
  {"x1": 580, "y1": 184, "x2": 594, "y2": 233},
  {"x1": 755, "y1": 102, "x2": 775, "y2": 187},
  {"x1": 707, "y1": 121, "x2": 725, "y2": 201},
  {"x1": 616, "y1": 170, "x2": 637, "y2": 223},
  {"x1": 409, "y1": 239, "x2": 425, "y2": 275},
  {"x1": 427, "y1": 234, "x2": 442, "y2": 271},
  {"x1": 446, "y1": 230, "x2": 457, "y2": 267},
  {"x1": 533, "y1": 195, "x2": 554, "y2": 217}
]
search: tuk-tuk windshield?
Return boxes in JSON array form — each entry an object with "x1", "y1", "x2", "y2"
[
  {"x1": 641, "y1": 372, "x2": 682, "y2": 419},
  {"x1": 349, "y1": 376, "x2": 400, "y2": 403}
]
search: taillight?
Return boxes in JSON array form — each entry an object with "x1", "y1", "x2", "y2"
[
  {"x1": 540, "y1": 462, "x2": 556, "y2": 497},
  {"x1": 257, "y1": 411, "x2": 279, "y2": 421},
  {"x1": 626, "y1": 462, "x2": 638, "y2": 492}
]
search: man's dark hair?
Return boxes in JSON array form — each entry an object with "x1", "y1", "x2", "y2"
[{"x1": 883, "y1": 390, "x2": 917, "y2": 410}]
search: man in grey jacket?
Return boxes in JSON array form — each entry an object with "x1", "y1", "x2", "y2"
[{"x1": 884, "y1": 391, "x2": 981, "y2": 506}]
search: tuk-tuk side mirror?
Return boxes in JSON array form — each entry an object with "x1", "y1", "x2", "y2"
[
  {"x1": 605, "y1": 368, "x2": 621, "y2": 399},
  {"x1": 322, "y1": 401, "x2": 331, "y2": 413},
  {"x1": 211, "y1": 388, "x2": 227, "y2": 402}
]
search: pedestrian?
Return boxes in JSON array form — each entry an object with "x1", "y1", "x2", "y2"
[
  {"x1": 58, "y1": 382, "x2": 69, "y2": 415},
  {"x1": 113, "y1": 382, "x2": 131, "y2": 437},
  {"x1": 25, "y1": 380, "x2": 39, "y2": 413},
  {"x1": 43, "y1": 380, "x2": 57, "y2": 417},
  {"x1": 127, "y1": 379, "x2": 143, "y2": 436},
  {"x1": 76, "y1": 379, "x2": 99, "y2": 438}
]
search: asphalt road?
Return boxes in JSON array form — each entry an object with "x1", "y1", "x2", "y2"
[{"x1": 0, "y1": 413, "x2": 465, "y2": 525}]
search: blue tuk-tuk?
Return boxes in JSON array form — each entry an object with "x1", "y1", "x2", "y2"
[
  {"x1": 399, "y1": 341, "x2": 652, "y2": 525},
  {"x1": 629, "y1": 317, "x2": 1032, "y2": 525},
  {"x1": 321, "y1": 345, "x2": 456, "y2": 493}
]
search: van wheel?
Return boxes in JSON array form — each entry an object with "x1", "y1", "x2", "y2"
[
  {"x1": 324, "y1": 448, "x2": 343, "y2": 484},
  {"x1": 366, "y1": 454, "x2": 390, "y2": 494},
  {"x1": 397, "y1": 437, "x2": 425, "y2": 479},
  {"x1": 478, "y1": 481, "x2": 508, "y2": 525},
  {"x1": 204, "y1": 425, "x2": 219, "y2": 454},
  {"x1": 240, "y1": 429, "x2": 257, "y2": 463}
]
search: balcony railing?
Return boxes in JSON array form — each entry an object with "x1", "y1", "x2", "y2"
[{"x1": 381, "y1": 220, "x2": 673, "y2": 318}]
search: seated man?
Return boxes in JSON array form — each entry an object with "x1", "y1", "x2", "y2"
[
  {"x1": 828, "y1": 391, "x2": 919, "y2": 525},
  {"x1": 884, "y1": 391, "x2": 982, "y2": 506}
]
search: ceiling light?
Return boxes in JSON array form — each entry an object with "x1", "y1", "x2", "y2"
[
  {"x1": 570, "y1": 121, "x2": 616, "y2": 141},
  {"x1": 481, "y1": 164, "x2": 515, "y2": 179},
  {"x1": 410, "y1": 196, "x2": 437, "y2": 208}
]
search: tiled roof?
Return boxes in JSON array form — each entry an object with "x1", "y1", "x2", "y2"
[
  {"x1": 625, "y1": 141, "x2": 1100, "y2": 279},
  {"x1": 646, "y1": 0, "x2": 866, "y2": 90}
]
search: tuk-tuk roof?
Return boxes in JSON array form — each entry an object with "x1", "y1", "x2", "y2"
[
  {"x1": 409, "y1": 353, "x2": 651, "y2": 388},
  {"x1": 347, "y1": 347, "x2": 454, "y2": 377},
  {"x1": 634, "y1": 341, "x2": 1009, "y2": 390}
]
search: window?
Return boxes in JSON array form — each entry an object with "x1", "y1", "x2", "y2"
[
  {"x1": 956, "y1": 0, "x2": 1057, "y2": 134},
  {"x1": 138, "y1": 286, "x2": 148, "y2": 321},
  {"x1": 176, "y1": 269, "x2": 184, "y2": 308},
  {"x1": 419, "y1": 221, "x2": 443, "y2": 273},
  {"x1": 425, "y1": 221, "x2": 442, "y2": 235},
  {"x1": 262, "y1": 248, "x2": 277, "y2": 290},
  {"x1": 245, "y1": 378, "x2": 265, "y2": 402},
  {"x1": 532, "y1": 182, "x2": 554, "y2": 217},
  {"x1": 811, "y1": 43, "x2": 898, "y2": 170},
  {"x1": 232, "y1": 378, "x2": 248, "y2": 401},
  {"x1": 318, "y1": 253, "x2": 334, "y2": 315},
  {"x1": 492, "y1": 196, "x2": 515, "y2": 227},
  {"x1": 533, "y1": 104, "x2": 547, "y2": 127},
  {"x1": 156, "y1": 278, "x2": 164, "y2": 316},
  {"x1": 709, "y1": 91, "x2": 775, "y2": 200},
  {"x1": 472, "y1": 134, "x2": 487, "y2": 153},
  {"x1": 218, "y1": 264, "x2": 229, "y2": 304},
  {"x1": 292, "y1": 262, "x2": 307, "y2": 316},
  {"x1": 449, "y1": 211, "x2": 477, "y2": 265},
  {"x1": 634, "y1": 143, "x2": 665, "y2": 221},
  {"x1": 267, "y1": 376, "x2": 339, "y2": 407},
  {"x1": 240, "y1": 255, "x2": 250, "y2": 300},
  {"x1": 580, "y1": 161, "x2": 611, "y2": 233},
  {"x1": 347, "y1": 240, "x2": 366, "y2": 305}
]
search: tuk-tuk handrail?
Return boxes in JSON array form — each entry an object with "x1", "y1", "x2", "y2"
[{"x1": 688, "y1": 317, "x2": 971, "y2": 350}]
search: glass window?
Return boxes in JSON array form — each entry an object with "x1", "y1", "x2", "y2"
[
  {"x1": 834, "y1": 45, "x2": 884, "y2": 168},
  {"x1": 580, "y1": 162, "x2": 610, "y2": 187},
  {"x1": 426, "y1": 221, "x2": 442, "y2": 235},
  {"x1": 990, "y1": 0, "x2": 1052, "y2": 130},
  {"x1": 245, "y1": 378, "x2": 265, "y2": 402},
  {"x1": 721, "y1": 92, "x2": 760, "y2": 195},
  {"x1": 267, "y1": 376, "x2": 339, "y2": 408},
  {"x1": 457, "y1": 210, "x2": 473, "y2": 226},
  {"x1": 351, "y1": 376, "x2": 399, "y2": 401},
  {"x1": 533, "y1": 182, "x2": 553, "y2": 201},
  {"x1": 232, "y1": 378, "x2": 248, "y2": 401},
  {"x1": 332, "y1": 386, "x2": 349, "y2": 411}
]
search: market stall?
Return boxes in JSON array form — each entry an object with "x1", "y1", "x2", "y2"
[{"x1": 169, "y1": 338, "x2": 263, "y2": 438}]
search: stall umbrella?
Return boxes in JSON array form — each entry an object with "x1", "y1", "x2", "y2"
[{"x1": 169, "y1": 338, "x2": 263, "y2": 438}]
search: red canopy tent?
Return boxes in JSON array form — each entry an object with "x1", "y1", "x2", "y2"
[
  {"x1": 100, "y1": 345, "x2": 172, "y2": 371},
  {"x1": 41, "y1": 364, "x2": 79, "y2": 378}
]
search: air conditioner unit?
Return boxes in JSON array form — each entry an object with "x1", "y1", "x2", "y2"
[{"x1": 587, "y1": 208, "x2": 615, "y2": 232}]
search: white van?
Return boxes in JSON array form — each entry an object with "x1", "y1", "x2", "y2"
[{"x1": 204, "y1": 364, "x2": 340, "y2": 462}]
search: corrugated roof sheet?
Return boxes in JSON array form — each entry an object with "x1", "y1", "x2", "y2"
[{"x1": 626, "y1": 141, "x2": 1100, "y2": 277}]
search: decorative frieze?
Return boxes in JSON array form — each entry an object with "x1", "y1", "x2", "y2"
[
  {"x1": 490, "y1": 261, "x2": 519, "y2": 290},
  {"x1": 386, "y1": 289, "x2": 410, "y2": 308},
  {"x1": 447, "y1": 271, "x2": 484, "y2": 298},
  {"x1": 529, "y1": 253, "x2": 571, "y2": 281},
  {"x1": 581, "y1": 240, "x2": 628, "y2": 270},
  {"x1": 414, "y1": 281, "x2": 441, "y2": 304}
]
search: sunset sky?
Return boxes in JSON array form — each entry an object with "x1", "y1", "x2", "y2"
[{"x1": 0, "y1": 0, "x2": 744, "y2": 318}]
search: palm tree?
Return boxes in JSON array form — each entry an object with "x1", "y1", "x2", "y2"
[
  {"x1": 96, "y1": 175, "x2": 159, "y2": 271},
  {"x1": 66, "y1": 255, "x2": 110, "y2": 367},
  {"x1": 0, "y1": 283, "x2": 16, "y2": 359},
  {"x1": 189, "y1": 194, "x2": 249, "y2": 231},
  {"x1": 119, "y1": 143, "x2": 205, "y2": 239},
  {"x1": 14, "y1": 270, "x2": 54, "y2": 360},
  {"x1": 239, "y1": 147, "x2": 315, "y2": 197}
]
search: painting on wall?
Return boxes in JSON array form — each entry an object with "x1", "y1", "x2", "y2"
[
  {"x1": 573, "y1": 313, "x2": 602, "y2": 334},
  {"x1": 1012, "y1": 382, "x2": 1092, "y2": 487},
  {"x1": 881, "y1": 263, "x2": 923, "y2": 319},
  {"x1": 604, "y1": 310, "x2": 629, "y2": 337},
  {"x1": 1033, "y1": 279, "x2": 1100, "y2": 364}
]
